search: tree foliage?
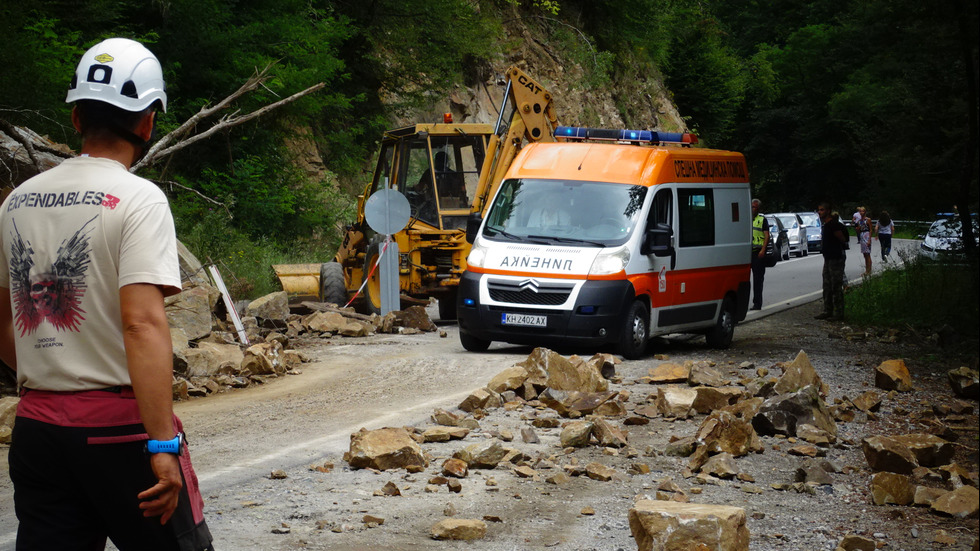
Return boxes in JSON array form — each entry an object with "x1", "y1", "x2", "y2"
[{"x1": 2, "y1": 0, "x2": 978, "y2": 295}]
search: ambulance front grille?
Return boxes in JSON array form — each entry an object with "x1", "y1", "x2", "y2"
[{"x1": 487, "y1": 279, "x2": 573, "y2": 306}]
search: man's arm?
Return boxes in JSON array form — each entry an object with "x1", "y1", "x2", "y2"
[
  {"x1": 119, "y1": 282, "x2": 182, "y2": 524},
  {"x1": 0, "y1": 287, "x2": 16, "y2": 370}
]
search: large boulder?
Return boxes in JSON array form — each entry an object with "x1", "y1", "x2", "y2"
[
  {"x1": 874, "y1": 359, "x2": 913, "y2": 392},
  {"x1": 183, "y1": 342, "x2": 245, "y2": 378},
  {"x1": 773, "y1": 350, "x2": 828, "y2": 396},
  {"x1": 629, "y1": 500, "x2": 749, "y2": 551},
  {"x1": 241, "y1": 341, "x2": 285, "y2": 376},
  {"x1": 245, "y1": 291, "x2": 290, "y2": 322},
  {"x1": 752, "y1": 385, "x2": 837, "y2": 438},
  {"x1": 453, "y1": 440, "x2": 507, "y2": 469},
  {"x1": 537, "y1": 388, "x2": 617, "y2": 417},
  {"x1": 165, "y1": 284, "x2": 218, "y2": 340},
  {"x1": 517, "y1": 348, "x2": 607, "y2": 392},
  {"x1": 344, "y1": 427, "x2": 427, "y2": 470},
  {"x1": 947, "y1": 367, "x2": 979, "y2": 398}
]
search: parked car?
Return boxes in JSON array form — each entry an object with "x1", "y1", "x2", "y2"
[
  {"x1": 798, "y1": 211, "x2": 822, "y2": 252},
  {"x1": 773, "y1": 212, "x2": 808, "y2": 257},
  {"x1": 919, "y1": 217, "x2": 979, "y2": 261},
  {"x1": 765, "y1": 214, "x2": 790, "y2": 261}
]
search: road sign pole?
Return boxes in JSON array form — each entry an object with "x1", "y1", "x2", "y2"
[{"x1": 380, "y1": 236, "x2": 399, "y2": 315}]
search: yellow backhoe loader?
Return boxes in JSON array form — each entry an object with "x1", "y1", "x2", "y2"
[{"x1": 273, "y1": 66, "x2": 558, "y2": 318}]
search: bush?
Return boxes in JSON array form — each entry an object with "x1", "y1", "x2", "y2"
[{"x1": 846, "y1": 249, "x2": 979, "y2": 339}]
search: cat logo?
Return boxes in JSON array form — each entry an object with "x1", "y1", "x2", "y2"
[{"x1": 94, "y1": 53, "x2": 114, "y2": 63}]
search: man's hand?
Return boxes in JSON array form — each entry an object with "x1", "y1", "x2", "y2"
[
  {"x1": 138, "y1": 453, "x2": 183, "y2": 524},
  {"x1": 757, "y1": 249, "x2": 766, "y2": 259}
]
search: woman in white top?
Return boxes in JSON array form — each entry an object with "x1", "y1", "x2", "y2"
[{"x1": 875, "y1": 210, "x2": 895, "y2": 262}]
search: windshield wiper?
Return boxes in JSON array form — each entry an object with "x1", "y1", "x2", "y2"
[
  {"x1": 485, "y1": 227, "x2": 550, "y2": 244},
  {"x1": 528, "y1": 235, "x2": 606, "y2": 247}
]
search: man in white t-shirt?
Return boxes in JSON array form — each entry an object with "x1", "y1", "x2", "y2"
[{"x1": 0, "y1": 38, "x2": 213, "y2": 550}]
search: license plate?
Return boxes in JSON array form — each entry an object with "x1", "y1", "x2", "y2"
[{"x1": 501, "y1": 313, "x2": 547, "y2": 327}]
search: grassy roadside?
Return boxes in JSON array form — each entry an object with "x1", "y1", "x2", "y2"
[{"x1": 846, "y1": 249, "x2": 979, "y2": 358}]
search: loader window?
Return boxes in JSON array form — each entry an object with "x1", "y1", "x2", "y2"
[
  {"x1": 370, "y1": 143, "x2": 395, "y2": 194},
  {"x1": 402, "y1": 141, "x2": 439, "y2": 226},
  {"x1": 677, "y1": 188, "x2": 714, "y2": 247}
]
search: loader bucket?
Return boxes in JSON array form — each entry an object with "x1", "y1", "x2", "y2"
[{"x1": 272, "y1": 263, "x2": 322, "y2": 303}]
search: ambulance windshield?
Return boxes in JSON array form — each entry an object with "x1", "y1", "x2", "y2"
[{"x1": 483, "y1": 179, "x2": 647, "y2": 247}]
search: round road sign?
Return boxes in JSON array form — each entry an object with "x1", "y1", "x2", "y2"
[{"x1": 364, "y1": 189, "x2": 411, "y2": 235}]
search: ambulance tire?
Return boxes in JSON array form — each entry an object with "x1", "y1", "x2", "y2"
[
  {"x1": 618, "y1": 300, "x2": 648, "y2": 360},
  {"x1": 705, "y1": 297, "x2": 735, "y2": 349},
  {"x1": 319, "y1": 262, "x2": 347, "y2": 306},
  {"x1": 459, "y1": 331, "x2": 491, "y2": 352}
]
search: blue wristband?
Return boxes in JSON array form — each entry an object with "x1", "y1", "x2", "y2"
[{"x1": 146, "y1": 433, "x2": 183, "y2": 455}]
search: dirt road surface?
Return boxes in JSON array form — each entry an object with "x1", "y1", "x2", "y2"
[{"x1": 1, "y1": 300, "x2": 977, "y2": 550}]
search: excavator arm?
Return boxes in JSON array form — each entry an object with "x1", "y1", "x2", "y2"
[{"x1": 472, "y1": 66, "x2": 558, "y2": 215}]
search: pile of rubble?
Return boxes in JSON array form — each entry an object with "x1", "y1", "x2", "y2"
[
  {"x1": 165, "y1": 241, "x2": 439, "y2": 399},
  {"x1": 331, "y1": 348, "x2": 978, "y2": 550}
]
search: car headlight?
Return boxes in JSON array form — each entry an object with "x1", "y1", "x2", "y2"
[
  {"x1": 590, "y1": 246, "x2": 630, "y2": 275},
  {"x1": 467, "y1": 240, "x2": 488, "y2": 268}
]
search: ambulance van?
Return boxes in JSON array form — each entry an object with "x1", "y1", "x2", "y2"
[{"x1": 457, "y1": 126, "x2": 751, "y2": 359}]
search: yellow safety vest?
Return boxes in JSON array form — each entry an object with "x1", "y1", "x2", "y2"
[{"x1": 752, "y1": 214, "x2": 766, "y2": 249}]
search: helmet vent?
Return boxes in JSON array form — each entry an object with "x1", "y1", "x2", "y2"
[{"x1": 121, "y1": 81, "x2": 139, "y2": 99}]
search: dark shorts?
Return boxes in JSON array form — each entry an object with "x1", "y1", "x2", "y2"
[{"x1": 8, "y1": 389, "x2": 213, "y2": 551}]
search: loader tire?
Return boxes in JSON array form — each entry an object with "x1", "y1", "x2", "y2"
[
  {"x1": 319, "y1": 262, "x2": 347, "y2": 306},
  {"x1": 438, "y1": 288, "x2": 457, "y2": 321}
]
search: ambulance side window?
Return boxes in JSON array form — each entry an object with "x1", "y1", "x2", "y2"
[{"x1": 678, "y1": 189, "x2": 714, "y2": 247}]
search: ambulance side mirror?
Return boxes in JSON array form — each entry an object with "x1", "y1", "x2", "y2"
[
  {"x1": 465, "y1": 213, "x2": 483, "y2": 243},
  {"x1": 642, "y1": 223, "x2": 673, "y2": 256}
]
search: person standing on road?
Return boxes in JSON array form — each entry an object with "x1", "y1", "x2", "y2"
[
  {"x1": 854, "y1": 206, "x2": 873, "y2": 275},
  {"x1": 816, "y1": 203, "x2": 847, "y2": 321},
  {"x1": 750, "y1": 198, "x2": 771, "y2": 311},
  {"x1": 875, "y1": 210, "x2": 894, "y2": 262},
  {"x1": 0, "y1": 38, "x2": 214, "y2": 550}
]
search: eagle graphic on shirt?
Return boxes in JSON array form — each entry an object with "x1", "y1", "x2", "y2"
[{"x1": 9, "y1": 216, "x2": 95, "y2": 336}]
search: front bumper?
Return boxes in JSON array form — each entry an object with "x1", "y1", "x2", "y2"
[{"x1": 456, "y1": 271, "x2": 634, "y2": 348}]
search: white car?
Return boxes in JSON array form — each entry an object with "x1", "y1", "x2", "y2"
[
  {"x1": 920, "y1": 217, "x2": 979, "y2": 260},
  {"x1": 773, "y1": 213, "x2": 808, "y2": 257}
]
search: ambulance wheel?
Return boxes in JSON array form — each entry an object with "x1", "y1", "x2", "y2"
[
  {"x1": 319, "y1": 262, "x2": 347, "y2": 306},
  {"x1": 705, "y1": 297, "x2": 735, "y2": 349},
  {"x1": 618, "y1": 300, "x2": 648, "y2": 360},
  {"x1": 459, "y1": 331, "x2": 491, "y2": 352}
]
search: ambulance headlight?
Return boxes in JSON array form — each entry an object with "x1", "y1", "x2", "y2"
[
  {"x1": 467, "y1": 241, "x2": 488, "y2": 268},
  {"x1": 589, "y1": 246, "x2": 630, "y2": 275}
]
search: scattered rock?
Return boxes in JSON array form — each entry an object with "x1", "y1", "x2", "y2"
[
  {"x1": 875, "y1": 359, "x2": 913, "y2": 392},
  {"x1": 430, "y1": 519, "x2": 487, "y2": 540},
  {"x1": 647, "y1": 362, "x2": 690, "y2": 384},
  {"x1": 870, "y1": 472, "x2": 915, "y2": 505},
  {"x1": 947, "y1": 367, "x2": 979, "y2": 398},
  {"x1": 931, "y1": 486, "x2": 979, "y2": 518},
  {"x1": 629, "y1": 500, "x2": 749, "y2": 551},
  {"x1": 344, "y1": 427, "x2": 428, "y2": 471}
]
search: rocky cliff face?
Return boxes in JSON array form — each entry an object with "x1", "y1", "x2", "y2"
[{"x1": 395, "y1": 17, "x2": 687, "y2": 133}]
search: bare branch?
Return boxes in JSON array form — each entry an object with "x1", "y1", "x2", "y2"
[
  {"x1": 153, "y1": 178, "x2": 233, "y2": 218},
  {"x1": 133, "y1": 81, "x2": 325, "y2": 172},
  {"x1": 0, "y1": 119, "x2": 41, "y2": 170},
  {"x1": 141, "y1": 64, "x2": 275, "y2": 165}
]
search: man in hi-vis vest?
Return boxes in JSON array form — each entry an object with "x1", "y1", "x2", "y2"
[{"x1": 750, "y1": 198, "x2": 770, "y2": 310}]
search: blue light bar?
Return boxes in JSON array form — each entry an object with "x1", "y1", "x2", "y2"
[{"x1": 555, "y1": 126, "x2": 698, "y2": 145}]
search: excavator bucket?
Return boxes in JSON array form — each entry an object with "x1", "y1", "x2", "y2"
[{"x1": 272, "y1": 263, "x2": 322, "y2": 303}]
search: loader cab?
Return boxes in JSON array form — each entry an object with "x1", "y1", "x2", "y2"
[{"x1": 368, "y1": 122, "x2": 490, "y2": 232}]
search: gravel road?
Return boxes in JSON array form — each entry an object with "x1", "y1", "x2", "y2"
[{"x1": 1, "y1": 299, "x2": 976, "y2": 551}]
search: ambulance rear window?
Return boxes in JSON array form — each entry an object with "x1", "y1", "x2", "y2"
[{"x1": 678, "y1": 189, "x2": 714, "y2": 247}]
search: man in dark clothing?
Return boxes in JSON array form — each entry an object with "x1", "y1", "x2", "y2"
[
  {"x1": 750, "y1": 199, "x2": 771, "y2": 310},
  {"x1": 815, "y1": 203, "x2": 847, "y2": 320}
]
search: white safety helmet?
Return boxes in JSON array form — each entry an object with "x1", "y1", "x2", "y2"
[{"x1": 66, "y1": 38, "x2": 167, "y2": 113}]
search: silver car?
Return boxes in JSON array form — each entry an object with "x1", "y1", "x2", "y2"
[
  {"x1": 773, "y1": 213, "x2": 808, "y2": 257},
  {"x1": 798, "y1": 212, "x2": 822, "y2": 252}
]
